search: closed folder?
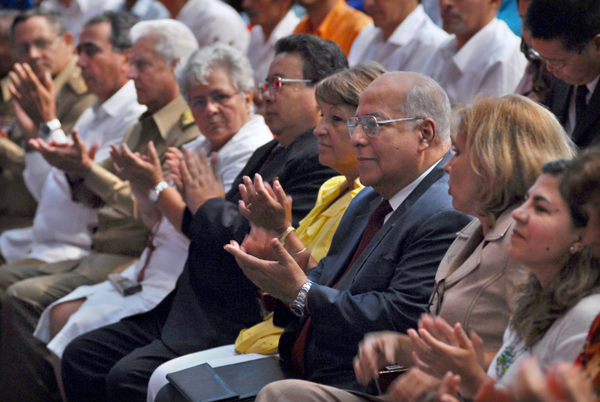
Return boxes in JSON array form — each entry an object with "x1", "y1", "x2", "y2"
[{"x1": 166, "y1": 356, "x2": 296, "y2": 402}]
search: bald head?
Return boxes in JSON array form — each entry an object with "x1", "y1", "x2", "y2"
[{"x1": 350, "y1": 72, "x2": 450, "y2": 199}]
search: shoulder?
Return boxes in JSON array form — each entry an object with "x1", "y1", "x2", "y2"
[
  {"x1": 66, "y1": 67, "x2": 89, "y2": 96},
  {"x1": 562, "y1": 294, "x2": 600, "y2": 327}
]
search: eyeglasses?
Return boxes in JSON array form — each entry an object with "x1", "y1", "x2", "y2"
[
  {"x1": 14, "y1": 37, "x2": 58, "y2": 57},
  {"x1": 190, "y1": 91, "x2": 240, "y2": 111},
  {"x1": 347, "y1": 115, "x2": 424, "y2": 138},
  {"x1": 258, "y1": 76, "x2": 312, "y2": 95},
  {"x1": 529, "y1": 48, "x2": 569, "y2": 70}
]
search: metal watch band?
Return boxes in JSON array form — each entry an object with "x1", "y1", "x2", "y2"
[{"x1": 289, "y1": 280, "x2": 313, "y2": 318}]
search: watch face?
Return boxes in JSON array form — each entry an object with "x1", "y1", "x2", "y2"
[{"x1": 149, "y1": 190, "x2": 159, "y2": 203}]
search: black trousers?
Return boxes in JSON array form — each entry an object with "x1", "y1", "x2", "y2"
[{"x1": 61, "y1": 297, "x2": 178, "y2": 402}]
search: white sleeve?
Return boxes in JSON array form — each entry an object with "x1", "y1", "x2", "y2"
[{"x1": 22, "y1": 127, "x2": 69, "y2": 201}]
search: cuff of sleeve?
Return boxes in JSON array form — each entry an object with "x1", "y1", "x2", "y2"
[
  {"x1": 46, "y1": 128, "x2": 68, "y2": 144},
  {"x1": 83, "y1": 163, "x2": 120, "y2": 200},
  {"x1": 181, "y1": 206, "x2": 194, "y2": 235}
]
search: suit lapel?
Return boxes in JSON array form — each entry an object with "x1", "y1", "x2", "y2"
[
  {"x1": 550, "y1": 80, "x2": 573, "y2": 126},
  {"x1": 573, "y1": 84, "x2": 600, "y2": 145},
  {"x1": 321, "y1": 198, "x2": 375, "y2": 287},
  {"x1": 335, "y1": 154, "x2": 450, "y2": 289},
  {"x1": 225, "y1": 139, "x2": 279, "y2": 202}
]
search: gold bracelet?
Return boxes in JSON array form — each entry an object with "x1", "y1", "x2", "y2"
[
  {"x1": 279, "y1": 225, "x2": 295, "y2": 245},
  {"x1": 294, "y1": 247, "x2": 307, "y2": 255}
]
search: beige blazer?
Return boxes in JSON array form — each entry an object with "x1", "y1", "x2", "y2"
[{"x1": 430, "y1": 207, "x2": 527, "y2": 351}]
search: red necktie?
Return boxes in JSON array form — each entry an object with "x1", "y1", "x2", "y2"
[{"x1": 290, "y1": 199, "x2": 393, "y2": 374}]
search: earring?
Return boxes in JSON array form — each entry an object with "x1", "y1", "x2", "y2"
[{"x1": 569, "y1": 245, "x2": 576, "y2": 254}]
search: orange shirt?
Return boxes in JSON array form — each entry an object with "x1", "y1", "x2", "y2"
[{"x1": 293, "y1": 0, "x2": 372, "y2": 56}]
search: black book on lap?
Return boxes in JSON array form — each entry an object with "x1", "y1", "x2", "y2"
[{"x1": 166, "y1": 356, "x2": 296, "y2": 402}]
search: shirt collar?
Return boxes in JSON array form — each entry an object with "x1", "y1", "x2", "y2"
[
  {"x1": 387, "y1": 4, "x2": 427, "y2": 46},
  {"x1": 387, "y1": 158, "x2": 443, "y2": 217},
  {"x1": 585, "y1": 74, "x2": 600, "y2": 95},
  {"x1": 149, "y1": 95, "x2": 189, "y2": 139},
  {"x1": 269, "y1": 10, "x2": 300, "y2": 45},
  {"x1": 450, "y1": 18, "x2": 499, "y2": 73},
  {"x1": 95, "y1": 80, "x2": 140, "y2": 118}
]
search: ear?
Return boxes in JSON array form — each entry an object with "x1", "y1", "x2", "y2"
[
  {"x1": 593, "y1": 34, "x2": 600, "y2": 58},
  {"x1": 243, "y1": 89, "x2": 253, "y2": 111},
  {"x1": 417, "y1": 118, "x2": 436, "y2": 152},
  {"x1": 489, "y1": 0, "x2": 502, "y2": 11},
  {"x1": 570, "y1": 234, "x2": 585, "y2": 254},
  {"x1": 62, "y1": 31, "x2": 74, "y2": 48}
]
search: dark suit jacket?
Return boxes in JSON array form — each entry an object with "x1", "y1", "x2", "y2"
[
  {"x1": 276, "y1": 153, "x2": 473, "y2": 393},
  {"x1": 159, "y1": 129, "x2": 338, "y2": 355},
  {"x1": 544, "y1": 79, "x2": 600, "y2": 148}
]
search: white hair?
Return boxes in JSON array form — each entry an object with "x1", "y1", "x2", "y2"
[
  {"x1": 177, "y1": 43, "x2": 254, "y2": 102},
  {"x1": 129, "y1": 19, "x2": 198, "y2": 64},
  {"x1": 386, "y1": 71, "x2": 451, "y2": 145}
]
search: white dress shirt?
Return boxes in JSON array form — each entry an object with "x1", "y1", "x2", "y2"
[
  {"x1": 247, "y1": 10, "x2": 299, "y2": 84},
  {"x1": 348, "y1": 5, "x2": 448, "y2": 72},
  {"x1": 422, "y1": 18, "x2": 527, "y2": 105},
  {"x1": 176, "y1": 0, "x2": 250, "y2": 53},
  {"x1": 115, "y1": 0, "x2": 171, "y2": 20},
  {"x1": 183, "y1": 114, "x2": 274, "y2": 191},
  {"x1": 0, "y1": 80, "x2": 146, "y2": 264},
  {"x1": 34, "y1": 113, "x2": 273, "y2": 358},
  {"x1": 41, "y1": 0, "x2": 123, "y2": 40}
]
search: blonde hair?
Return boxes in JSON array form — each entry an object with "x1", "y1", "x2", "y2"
[{"x1": 458, "y1": 94, "x2": 577, "y2": 223}]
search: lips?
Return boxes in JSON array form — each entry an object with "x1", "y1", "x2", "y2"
[{"x1": 511, "y1": 228, "x2": 526, "y2": 242}]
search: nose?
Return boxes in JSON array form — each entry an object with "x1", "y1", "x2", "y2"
[
  {"x1": 28, "y1": 45, "x2": 42, "y2": 59},
  {"x1": 126, "y1": 65, "x2": 138, "y2": 79},
  {"x1": 77, "y1": 53, "x2": 88, "y2": 68},
  {"x1": 313, "y1": 117, "x2": 327, "y2": 137},
  {"x1": 350, "y1": 122, "x2": 368, "y2": 148},
  {"x1": 205, "y1": 100, "x2": 220, "y2": 114},
  {"x1": 439, "y1": 0, "x2": 453, "y2": 9},
  {"x1": 443, "y1": 155, "x2": 454, "y2": 174},
  {"x1": 261, "y1": 87, "x2": 274, "y2": 103},
  {"x1": 511, "y1": 203, "x2": 528, "y2": 224}
]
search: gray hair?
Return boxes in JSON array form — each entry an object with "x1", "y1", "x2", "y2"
[
  {"x1": 387, "y1": 71, "x2": 451, "y2": 145},
  {"x1": 129, "y1": 19, "x2": 198, "y2": 65},
  {"x1": 177, "y1": 43, "x2": 254, "y2": 102}
]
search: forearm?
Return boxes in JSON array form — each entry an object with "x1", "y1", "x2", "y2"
[
  {"x1": 281, "y1": 232, "x2": 316, "y2": 272},
  {"x1": 130, "y1": 185, "x2": 161, "y2": 229},
  {"x1": 155, "y1": 187, "x2": 186, "y2": 232}
]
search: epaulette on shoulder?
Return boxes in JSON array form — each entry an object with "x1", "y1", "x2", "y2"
[
  {"x1": 180, "y1": 108, "x2": 195, "y2": 129},
  {"x1": 68, "y1": 69, "x2": 89, "y2": 95}
]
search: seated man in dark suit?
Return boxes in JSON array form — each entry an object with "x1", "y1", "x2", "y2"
[
  {"x1": 225, "y1": 71, "x2": 473, "y2": 397},
  {"x1": 527, "y1": 0, "x2": 600, "y2": 148},
  {"x1": 59, "y1": 33, "x2": 344, "y2": 402}
]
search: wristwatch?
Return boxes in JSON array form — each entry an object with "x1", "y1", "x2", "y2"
[
  {"x1": 289, "y1": 280, "x2": 313, "y2": 318},
  {"x1": 148, "y1": 181, "x2": 169, "y2": 203},
  {"x1": 40, "y1": 119, "x2": 61, "y2": 139}
]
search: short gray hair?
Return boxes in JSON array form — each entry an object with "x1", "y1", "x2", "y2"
[
  {"x1": 177, "y1": 43, "x2": 254, "y2": 102},
  {"x1": 129, "y1": 19, "x2": 198, "y2": 65},
  {"x1": 387, "y1": 71, "x2": 451, "y2": 145}
]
